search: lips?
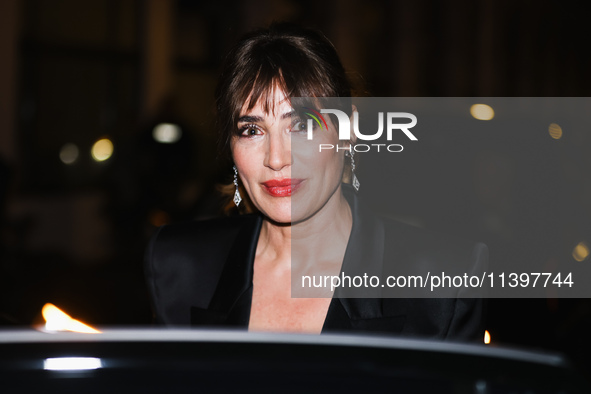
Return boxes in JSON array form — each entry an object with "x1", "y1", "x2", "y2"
[{"x1": 262, "y1": 178, "x2": 303, "y2": 197}]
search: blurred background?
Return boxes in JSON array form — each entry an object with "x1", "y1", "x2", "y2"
[{"x1": 0, "y1": 0, "x2": 590, "y2": 373}]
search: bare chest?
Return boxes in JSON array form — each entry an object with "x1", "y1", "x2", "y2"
[{"x1": 248, "y1": 263, "x2": 333, "y2": 334}]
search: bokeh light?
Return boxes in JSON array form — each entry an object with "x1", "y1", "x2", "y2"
[
  {"x1": 548, "y1": 123, "x2": 563, "y2": 139},
  {"x1": 470, "y1": 104, "x2": 495, "y2": 120},
  {"x1": 573, "y1": 241, "x2": 590, "y2": 262},
  {"x1": 153, "y1": 123, "x2": 182, "y2": 144},
  {"x1": 91, "y1": 138, "x2": 114, "y2": 162},
  {"x1": 59, "y1": 143, "x2": 79, "y2": 165}
]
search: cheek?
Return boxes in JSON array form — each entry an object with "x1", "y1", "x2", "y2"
[
  {"x1": 232, "y1": 145, "x2": 261, "y2": 182},
  {"x1": 293, "y1": 131, "x2": 345, "y2": 175},
  {"x1": 231, "y1": 146, "x2": 247, "y2": 174},
  {"x1": 231, "y1": 138, "x2": 248, "y2": 163},
  {"x1": 294, "y1": 146, "x2": 344, "y2": 179}
]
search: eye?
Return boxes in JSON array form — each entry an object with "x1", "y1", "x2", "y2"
[
  {"x1": 291, "y1": 117, "x2": 312, "y2": 133},
  {"x1": 239, "y1": 124, "x2": 262, "y2": 137},
  {"x1": 292, "y1": 120, "x2": 307, "y2": 132}
]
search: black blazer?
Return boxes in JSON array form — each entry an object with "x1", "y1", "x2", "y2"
[{"x1": 145, "y1": 186, "x2": 488, "y2": 342}]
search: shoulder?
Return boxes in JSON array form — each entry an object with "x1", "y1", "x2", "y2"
[
  {"x1": 146, "y1": 213, "x2": 261, "y2": 273},
  {"x1": 348, "y1": 186, "x2": 488, "y2": 266},
  {"x1": 149, "y1": 214, "x2": 261, "y2": 251},
  {"x1": 381, "y1": 217, "x2": 488, "y2": 263}
]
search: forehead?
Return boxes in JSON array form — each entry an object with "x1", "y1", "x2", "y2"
[{"x1": 239, "y1": 86, "x2": 292, "y2": 117}]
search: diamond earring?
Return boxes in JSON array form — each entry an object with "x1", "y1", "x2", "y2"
[
  {"x1": 349, "y1": 149, "x2": 360, "y2": 191},
  {"x1": 233, "y1": 165, "x2": 242, "y2": 206}
]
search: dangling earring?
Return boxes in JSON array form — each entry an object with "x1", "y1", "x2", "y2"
[
  {"x1": 349, "y1": 148, "x2": 360, "y2": 191},
  {"x1": 233, "y1": 165, "x2": 242, "y2": 207}
]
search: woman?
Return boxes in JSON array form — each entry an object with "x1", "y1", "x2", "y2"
[{"x1": 145, "y1": 23, "x2": 487, "y2": 341}]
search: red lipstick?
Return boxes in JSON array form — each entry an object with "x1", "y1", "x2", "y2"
[{"x1": 262, "y1": 178, "x2": 303, "y2": 197}]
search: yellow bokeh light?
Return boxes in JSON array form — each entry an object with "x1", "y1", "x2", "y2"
[
  {"x1": 470, "y1": 104, "x2": 494, "y2": 121},
  {"x1": 573, "y1": 241, "x2": 590, "y2": 262},
  {"x1": 548, "y1": 123, "x2": 562, "y2": 139},
  {"x1": 484, "y1": 330, "x2": 491, "y2": 345},
  {"x1": 91, "y1": 138, "x2": 114, "y2": 162}
]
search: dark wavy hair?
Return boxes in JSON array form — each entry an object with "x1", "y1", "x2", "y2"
[{"x1": 215, "y1": 22, "x2": 353, "y2": 159}]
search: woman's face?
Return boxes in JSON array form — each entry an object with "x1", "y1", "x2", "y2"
[{"x1": 231, "y1": 90, "x2": 347, "y2": 224}]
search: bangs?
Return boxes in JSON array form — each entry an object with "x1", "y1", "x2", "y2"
[
  {"x1": 233, "y1": 42, "x2": 339, "y2": 121},
  {"x1": 240, "y1": 72, "x2": 290, "y2": 119}
]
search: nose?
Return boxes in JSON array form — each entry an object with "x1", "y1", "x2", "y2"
[{"x1": 264, "y1": 132, "x2": 291, "y2": 171}]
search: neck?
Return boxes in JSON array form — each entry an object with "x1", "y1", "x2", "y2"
[{"x1": 255, "y1": 185, "x2": 353, "y2": 274}]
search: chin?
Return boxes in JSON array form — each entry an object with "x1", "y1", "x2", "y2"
[{"x1": 257, "y1": 201, "x2": 292, "y2": 224}]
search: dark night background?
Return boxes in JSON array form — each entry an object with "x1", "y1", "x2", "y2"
[{"x1": 0, "y1": 0, "x2": 590, "y2": 375}]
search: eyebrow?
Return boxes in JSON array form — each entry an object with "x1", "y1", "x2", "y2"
[{"x1": 237, "y1": 110, "x2": 295, "y2": 124}]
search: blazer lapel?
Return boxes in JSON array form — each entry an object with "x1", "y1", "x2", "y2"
[
  {"x1": 334, "y1": 185, "x2": 385, "y2": 299},
  {"x1": 191, "y1": 215, "x2": 262, "y2": 327},
  {"x1": 323, "y1": 186, "x2": 408, "y2": 334},
  {"x1": 323, "y1": 298, "x2": 407, "y2": 334}
]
